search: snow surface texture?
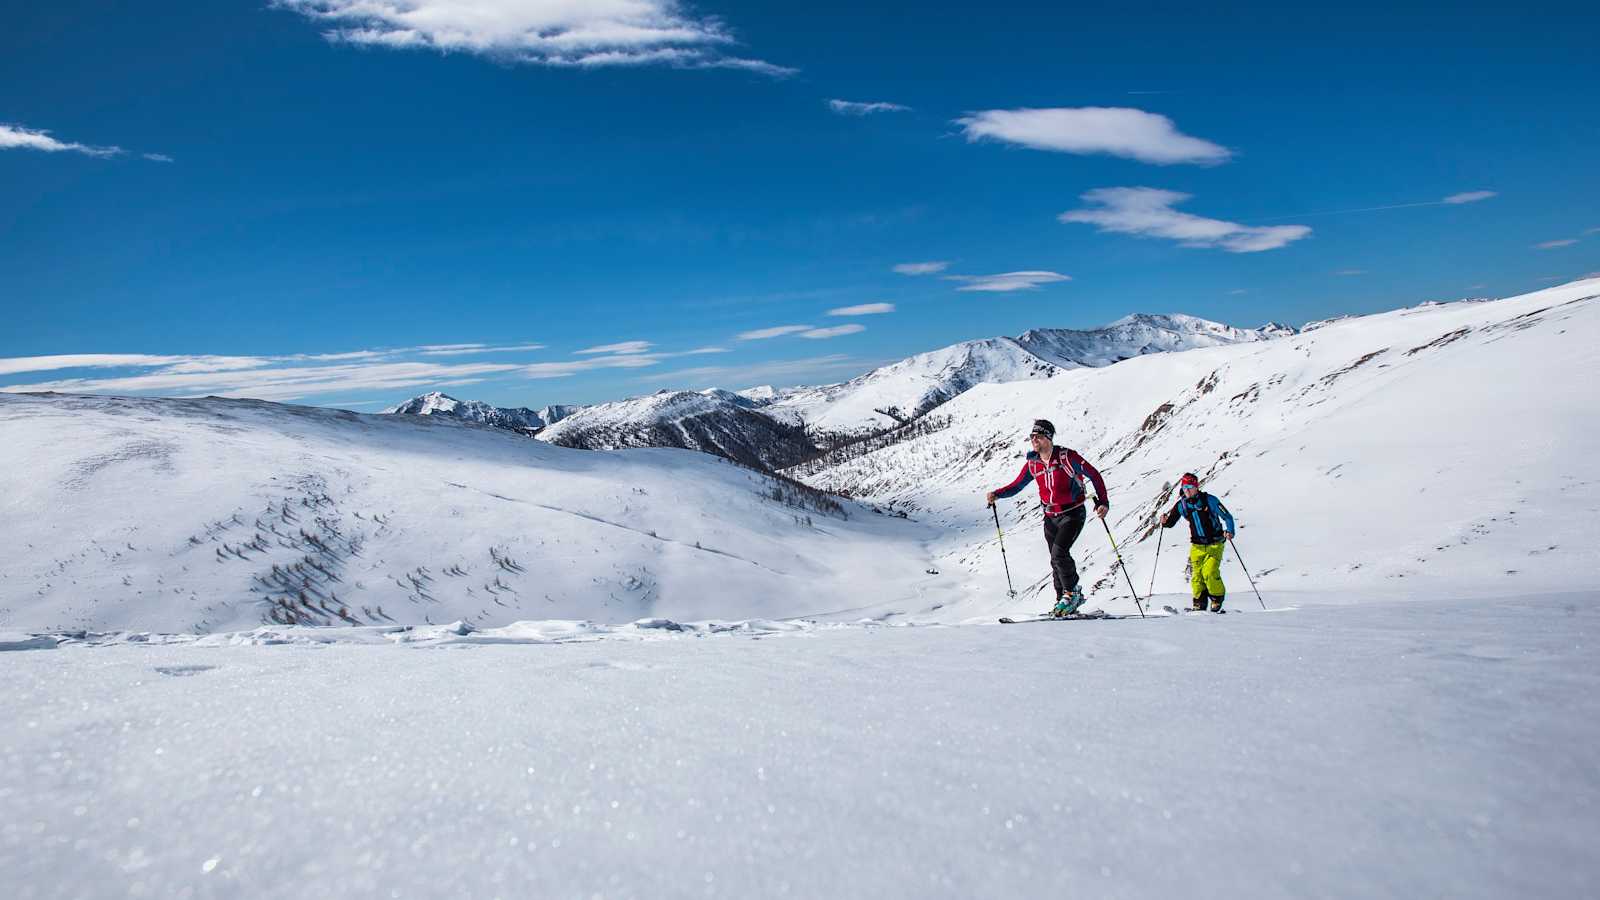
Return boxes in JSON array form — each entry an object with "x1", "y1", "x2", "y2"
[
  {"x1": 3, "y1": 593, "x2": 1596, "y2": 899},
  {"x1": 0, "y1": 396, "x2": 942, "y2": 633},
  {"x1": 797, "y1": 280, "x2": 1600, "y2": 622}
]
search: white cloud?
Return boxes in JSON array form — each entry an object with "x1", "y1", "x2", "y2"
[
  {"x1": 827, "y1": 303, "x2": 895, "y2": 316},
  {"x1": 0, "y1": 354, "x2": 189, "y2": 377},
  {"x1": 576, "y1": 340, "x2": 653, "y2": 355},
  {"x1": 828, "y1": 99, "x2": 911, "y2": 116},
  {"x1": 638, "y1": 354, "x2": 864, "y2": 386},
  {"x1": 0, "y1": 123, "x2": 123, "y2": 158},
  {"x1": 737, "y1": 325, "x2": 815, "y2": 341},
  {"x1": 1535, "y1": 239, "x2": 1578, "y2": 249},
  {"x1": 1442, "y1": 191, "x2": 1496, "y2": 204},
  {"x1": 1333, "y1": 269, "x2": 1367, "y2": 276},
  {"x1": 1059, "y1": 187, "x2": 1311, "y2": 253},
  {"x1": 954, "y1": 107, "x2": 1231, "y2": 166},
  {"x1": 1227, "y1": 289, "x2": 1248, "y2": 295},
  {"x1": 1, "y1": 361, "x2": 525, "y2": 402},
  {"x1": 273, "y1": 0, "x2": 793, "y2": 75},
  {"x1": 944, "y1": 271, "x2": 1071, "y2": 293},
  {"x1": 1586, "y1": 227, "x2": 1600, "y2": 236},
  {"x1": 0, "y1": 339, "x2": 728, "y2": 400},
  {"x1": 143, "y1": 153, "x2": 175, "y2": 163},
  {"x1": 416, "y1": 343, "x2": 546, "y2": 356},
  {"x1": 520, "y1": 354, "x2": 661, "y2": 379},
  {"x1": 892, "y1": 261, "x2": 949, "y2": 275},
  {"x1": 798, "y1": 324, "x2": 865, "y2": 339}
]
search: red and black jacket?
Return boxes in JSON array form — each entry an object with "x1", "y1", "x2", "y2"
[{"x1": 993, "y1": 447, "x2": 1109, "y2": 516}]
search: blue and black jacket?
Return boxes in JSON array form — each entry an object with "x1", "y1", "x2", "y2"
[{"x1": 1162, "y1": 491, "x2": 1236, "y2": 545}]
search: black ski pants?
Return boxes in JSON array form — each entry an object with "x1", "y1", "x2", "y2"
[{"x1": 1042, "y1": 505, "x2": 1087, "y2": 599}]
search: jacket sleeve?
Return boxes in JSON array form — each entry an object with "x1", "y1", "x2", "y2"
[
  {"x1": 993, "y1": 460, "x2": 1034, "y2": 499},
  {"x1": 1161, "y1": 501, "x2": 1181, "y2": 528},
  {"x1": 1210, "y1": 496, "x2": 1236, "y2": 533},
  {"x1": 1077, "y1": 452, "x2": 1110, "y2": 509}
]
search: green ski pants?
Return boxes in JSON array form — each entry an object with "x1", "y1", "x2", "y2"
[{"x1": 1189, "y1": 541, "x2": 1226, "y2": 600}]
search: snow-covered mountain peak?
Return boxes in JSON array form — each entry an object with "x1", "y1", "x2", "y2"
[
  {"x1": 385, "y1": 391, "x2": 546, "y2": 434},
  {"x1": 1016, "y1": 313, "x2": 1279, "y2": 370},
  {"x1": 536, "y1": 389, "x2": 816, "y2": 470}
]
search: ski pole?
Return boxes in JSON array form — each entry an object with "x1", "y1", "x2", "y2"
[
  {"x1": 1227, "y1": 536, "x2": 1268, "y2": 610},
  {"x1": 1098, "y1": 517, "x2": 1146, "y2": 618},
  {"x1": 991, "y1": 504, "x2": 1017, "y2": 598},
  {"x1": 1147, "y1": 524, "x2": 1164, "y2": 600}
]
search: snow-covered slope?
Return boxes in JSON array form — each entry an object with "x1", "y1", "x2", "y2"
[
  {"x1": 797, "y1": 280, "x2": 1600, "y2": 619},
  {"x1": 760, "y1": 314, "x2": 1282, "y2": 437},
  {"x1": 535, "y1": 389, "x2": 817, "y2": 470},
  {"x1": 385, "y1": 390, "x2": 547, "y2": 434},
  {"x1": 0, "y1": 394, "x2": 941, "y2": 632}
]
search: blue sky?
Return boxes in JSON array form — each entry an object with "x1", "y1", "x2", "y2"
[{"x1": 3, "y1": 0, "x2": 1597, "y2": 409}]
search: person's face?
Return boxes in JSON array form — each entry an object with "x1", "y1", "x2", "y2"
[
  {"x1": 1030, "y1": 433, "x2": 1051, "y2": 452},
  {"x1": 1182, "y1": 484, "x2": 1199, "y2": 498}
]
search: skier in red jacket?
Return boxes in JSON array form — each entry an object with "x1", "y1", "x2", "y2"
[{"x1": 986, "y1": 419, "x2": 1110, "y2": 616}]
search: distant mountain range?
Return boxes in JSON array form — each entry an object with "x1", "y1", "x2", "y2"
[{"x1": 385, "y1": 313, "x2": 1294, "y2": 468}]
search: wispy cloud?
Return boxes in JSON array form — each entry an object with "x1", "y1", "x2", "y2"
[
  {"x1": 798, "y1": 324, "x2": 865, "y2": 339},
  {"x1": 637, "y1": 354, "x2": 866, "y2": 387},
  {"x1": 737, "y1": 325, "x2": 815, "y2": 341},
  {"x1": 1060, "y1": 187, "x2": 1311, "y2": 253},
  {"x1": 1227, "y1": 289, "x2": 1249, "y2": 295},
  {"x1": 273, "y1": 0, "x2": 794, "y2": 76},
  {"x1": 521, "y1": 355, "x2": 661, "y2": 379},
  {"x1": 955, "y1": 107, "x2": 1231, "y2": 166},
  {"x1": 892, "y1": 261, "x2": 949, "y2": 275},
  {"x1": 1261, "y1": 190, "x2": 1499, "y2": 222},
  {"x1": 1333, "y1": 268, "x2": 1367, "y2": 276},
  {"x1": 1535, "y1": 239, "x2": 1578, "y2": 250},
  {"x1": 0, "y1": 360, "x2": 526, "y2": 402},
  {"x1": 828, "y1": 99, "x2": 911, "y2": 116},
  {"x1": 415, "y1": 342, "x2": 546, "y2": 356},
  {"x1": 576, "y1": 340, "x2": 653, "y2": 355},
  {"x1": 827, "y1": 303, "x2": 895, "y2": 316},
  {"x1": 0, "y1": 353, "x2": 210, "y2": 377},
  {"x1": 142, "y1": 153, "x2": 175, "y2": 163},
  {"x1": 1, "y1": 122, "x2": 123, "y2": 158},
  {"x1": 944, "y1": 271, "x2": 1071, "y2": 293},
  {"x1": 0, "y1": 340, "x2": 706, "y2": 399}
]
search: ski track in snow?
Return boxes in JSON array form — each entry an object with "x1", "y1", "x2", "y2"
[{"x1": 2, "y1": 592, "x2": 1596, "y2": 899}]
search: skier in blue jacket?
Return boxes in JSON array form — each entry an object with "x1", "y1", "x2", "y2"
[{"x1": 1160, "y1": 472, "x2": 1236, "y2": 612}]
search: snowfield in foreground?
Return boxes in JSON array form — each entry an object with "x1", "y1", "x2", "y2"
[{"x1": 3, "y1": 592, "x2": 1596, "y2": 899}]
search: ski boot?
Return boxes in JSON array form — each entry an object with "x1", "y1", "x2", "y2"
[
  {"x1": 1191, "y1": 592, "x2": 1209, "y2": 612},
  {"x1": 1050, "y1": 598, "x2": 1071, "y2": 618},
  {"x1": 1210, "y1": 595, "x2": 1225, "y2": 614},
  {"x1": 1063, "y1": 586, "x2": 1087, "y2": 615}
]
